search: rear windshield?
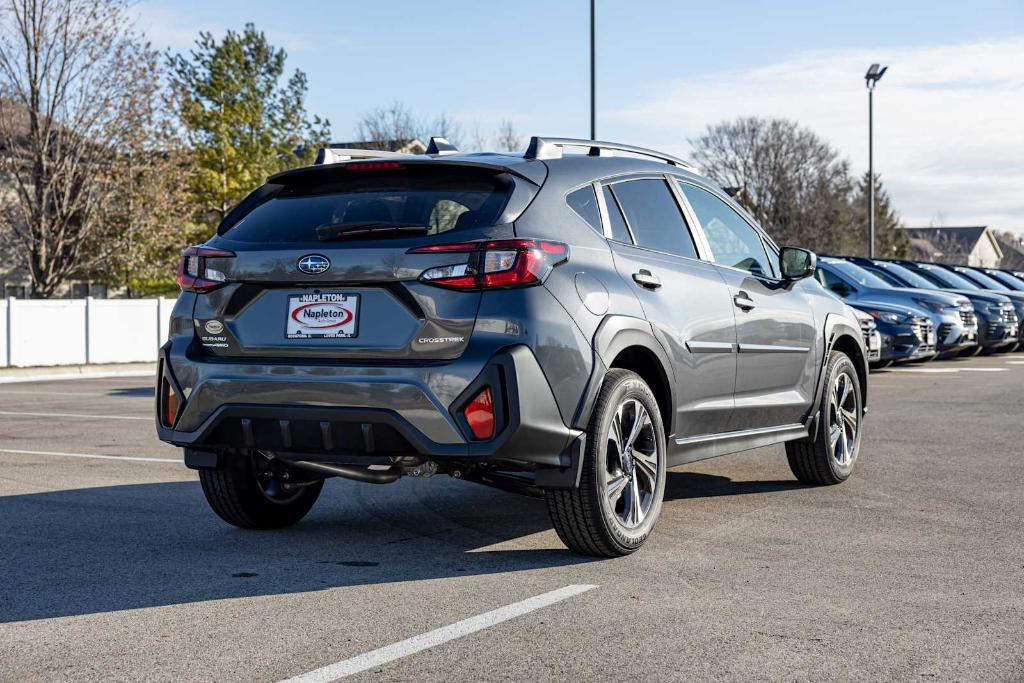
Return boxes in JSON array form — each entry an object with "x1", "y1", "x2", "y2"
[{"x1": 221, "y1": 167, "x2": 512, "y2": 243}]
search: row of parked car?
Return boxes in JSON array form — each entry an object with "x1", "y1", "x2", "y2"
[{"x1": 816, "y1": 257, "x2": 1024, "y2": 369}]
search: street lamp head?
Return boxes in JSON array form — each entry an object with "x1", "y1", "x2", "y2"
[{"x1": 865, "y1": 63, "x2": 888, "y2": 88}]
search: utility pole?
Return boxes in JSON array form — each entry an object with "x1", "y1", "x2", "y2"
[
  {"x1": 865, "y1": 63, "x2": 888, "y2": 258},
  {"x1": 590, "y1": 0, "x2": 596, "y2": 140}
]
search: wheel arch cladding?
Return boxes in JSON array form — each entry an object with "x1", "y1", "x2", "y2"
[
  {"x1": 830, "y1": 331, "x2": 869, "y2": 412},
  {"x1": 607, "y1": 345, "x2": 673, "y2": 436},
  {"x1": 576, "y1": 317, "x2": 675, "y2": 436}
]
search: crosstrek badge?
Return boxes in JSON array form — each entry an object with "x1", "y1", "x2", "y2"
[{"x1": 286, "y1": 292, "x2": 359, "y2": 339}]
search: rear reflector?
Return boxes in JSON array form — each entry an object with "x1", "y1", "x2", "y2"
[
  {"x1": 162, "y1": 378, "x2": 180, "y2": 428},
  {"x1": 464, "y1": 387, "x2": 494, "y2": 440},
  {"x1": 411, "y1": 239, "x2": 568, "y2": 290}
]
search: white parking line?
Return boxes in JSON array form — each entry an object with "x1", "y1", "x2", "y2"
[
  {"x1": 889, "y1": 367, "x2": 1008, "y2": 374},
  {"x1": 888, "y1": 368, "x2": 960, "y2": 373},
  {"x1": 0, "y1": 370, "x2": 153, "y2": 384},
  {"x1": 0, "y1": 389, "x2": 147, "y2": 397},
  {"x1": 279, "y1": 584, "x2": 599, "y2": 683},
  {"x1": 0, "y1": 448, "x2": 180, "y2": 464},
  {"x1": 1005, "y1": 360, "x2": 1024, "y2": 365},
  {"x1": 0, "y1": 410, "x2": 150, "y2": 421}
]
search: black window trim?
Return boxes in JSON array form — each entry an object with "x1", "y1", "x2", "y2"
[
  {"x1": 594, "y1": 173, "x2": 709, "y2": 263},
  {"x1": 672, "y1": 177, "x2": 782, "y2": 282}
]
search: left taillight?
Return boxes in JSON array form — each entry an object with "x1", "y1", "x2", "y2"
[
  {"x1": 176, "y1": 246, "x2": 235, "y2": 293},
  {"x1": 409, "y1": 239, "x2": 568, "y2": 290}
]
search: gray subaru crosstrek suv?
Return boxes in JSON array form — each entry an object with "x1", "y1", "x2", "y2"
[{"x1": 157, "y1": 137, "x2": 869, "y2": 557}]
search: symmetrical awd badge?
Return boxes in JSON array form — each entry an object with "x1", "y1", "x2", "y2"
[{"x1": 297, "y1": 254, "x2": 330, "y2": 274}]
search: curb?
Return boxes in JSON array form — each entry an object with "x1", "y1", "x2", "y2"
[{"x1": 0, "y1": 363, "x2": 156, "y2": 384}]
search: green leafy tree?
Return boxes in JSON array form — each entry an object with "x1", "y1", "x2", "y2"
[{"x1": 168, "y1": 24, "x2": 329, "y2": 234}]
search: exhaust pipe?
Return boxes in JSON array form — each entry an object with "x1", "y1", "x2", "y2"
[{"x1": 287, "y1": 460, "x2": 401, "y2": 484}]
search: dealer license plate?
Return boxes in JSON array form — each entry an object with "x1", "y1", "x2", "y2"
[{"x1": 286, "y1": 292, "x2": 359, "y2": 339}]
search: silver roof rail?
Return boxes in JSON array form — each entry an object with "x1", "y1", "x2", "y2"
[
  {"x1": 523, "y1": 136, "x2": 696, "y2": 170},
  {"x1": 313, "y1": 147, "x2": 411, "y2": 165}
]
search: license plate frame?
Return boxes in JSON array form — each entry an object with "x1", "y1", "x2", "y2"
[{"x1": 285, "y1": 292, "x2": 360, "y2": 339}]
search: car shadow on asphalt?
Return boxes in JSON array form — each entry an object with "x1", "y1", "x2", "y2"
[
  {"x1": 0, "y1": 470, "x2": 808, "y2": 623},
  {"x1": 664, "y1": 471, "x2": 808, "y2": 500},
  {"x1": 0, "y1": 476, "x2": 590, "y2": 623}
]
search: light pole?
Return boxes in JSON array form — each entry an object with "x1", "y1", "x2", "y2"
[
  {"x1": 865, "y1": 63, "x2": 887, "y2": 258},
  {"x1": 590, "y1": 0, "x2": 596, "y2": 140}
]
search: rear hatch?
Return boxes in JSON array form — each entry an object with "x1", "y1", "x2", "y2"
[{"x1": 186, "y1": 161, "x2": 539, "y2": 362}]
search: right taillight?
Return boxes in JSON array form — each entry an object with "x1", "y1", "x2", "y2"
[
  {"x1": 176, "y1": 246, "x2": 235, "y2": 293},
  {"x1": 409, "y1": 239, "x2": 568, "y2": 290}
]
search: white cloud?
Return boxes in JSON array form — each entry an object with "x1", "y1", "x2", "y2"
[{"x1": 607, "y1": 38, "x2": 1024, "y2": 231}]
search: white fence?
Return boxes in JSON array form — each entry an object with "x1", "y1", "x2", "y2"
[{"x1": 1, "y1": 297, "x2": 173, "y2": 368}]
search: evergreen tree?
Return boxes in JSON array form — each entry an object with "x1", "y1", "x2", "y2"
[
  {"x1": 168, "y1": 24, "x2": 330, "y2": 233},
  {"x1": 853, "y1": 172, "x2": 909, "y2": 258}
]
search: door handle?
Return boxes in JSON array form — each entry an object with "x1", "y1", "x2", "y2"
[
  {"x1": 632, "y1": 270, "x2": 662, "y2": 290},
  {"x1": 733, "y1": 293, "x2": 756, "y2": 311}
]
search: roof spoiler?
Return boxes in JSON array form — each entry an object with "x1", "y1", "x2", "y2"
[{"x1": 523, "y1": 136, "x2": 696, "y2": 170}]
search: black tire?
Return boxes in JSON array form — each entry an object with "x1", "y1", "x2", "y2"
[
  {"x1": 869, "y1": 359, "x2": 892, "y2": 370},
  {"x1": 785, "y1": 350, "x2": 863, "y2": 486},
  {"x1": 197, "y1": 451, "x2": 324, "y2": 529},
  {"x1": 546, "y1": 369, "x2": 667, "y2": 558}
]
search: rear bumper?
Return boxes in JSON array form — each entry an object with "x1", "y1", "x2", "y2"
[{"x1": 157, "y1": 344, "x2": 582, "y2": 472}]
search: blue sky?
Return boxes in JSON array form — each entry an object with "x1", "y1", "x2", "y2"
[{"x1": 137, "y1": 1, "x2": 1024, "y2": 231}]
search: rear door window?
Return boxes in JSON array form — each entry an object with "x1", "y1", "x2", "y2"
[
  {"x1": 220, "y1": 167, "x2": 513, "y2": 243},
  {"x1": 608, "y1": 179, "x2": 698, "y2": 258}
]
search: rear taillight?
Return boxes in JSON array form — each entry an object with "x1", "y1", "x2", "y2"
[
  {"x1": 463, "y1": 387, "x2": 494, "y2": 440},
  {"x1": 176, "y1": 246, "x2": 235, "y2": 293},
  {"x1": 409, "y1": 239, "x2": 568, "y2": 290},
  {"x1": 161, "y1": 377, "x2": 179, "y2": 428}
]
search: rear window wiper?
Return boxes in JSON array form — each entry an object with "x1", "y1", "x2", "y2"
[{"x1": 316, "y1": 221, "x2": 429, "y2": 241}]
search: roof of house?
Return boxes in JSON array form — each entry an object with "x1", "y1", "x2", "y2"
[
  {"x1": 995, "y1": 234, "x2": 1024, "y2": 270},
  {"x1": 902, "y1": 226, "x2": 1003, "y2": 261}
]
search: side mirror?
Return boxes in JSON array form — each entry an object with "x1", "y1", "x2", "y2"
[{"x1": 780, "y1": 246, "x2": 817, "y2": 281}]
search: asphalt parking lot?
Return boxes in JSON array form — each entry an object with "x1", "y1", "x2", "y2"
[{"x1": 1, "y1": 356, "x2": 1022, "y2": 681}]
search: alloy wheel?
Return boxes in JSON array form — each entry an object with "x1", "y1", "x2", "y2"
[
  {"x1": 828, "y1": 371, "x2": 859, "y2": 467},
  {"x1": 603, "y1": 398, "x2": 660, "y2": 529}
]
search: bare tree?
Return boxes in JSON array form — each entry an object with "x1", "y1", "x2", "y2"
[
  {"x1": 469, "y1": 122, "x2": 488, "y2": 151},
  {"x1": 429, "y1": 111, "x2": 462, "y2": 148},
  {"x1": 355, "y1": 101, "x2": 422, "y2": 150},
  {"x1": 690, "y1": 117, "x2": 859, "y2": 255},
  {"x1": 495, "y1": 119, "x2": 522, "y2": 152},
  {"x1": 0, "y1": 0, "x2": 160, "y2": 297}
]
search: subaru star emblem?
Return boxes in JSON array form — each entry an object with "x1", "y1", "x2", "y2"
[{"x1": 297, "y1": 254, "x2": 330, "y2": 274}]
